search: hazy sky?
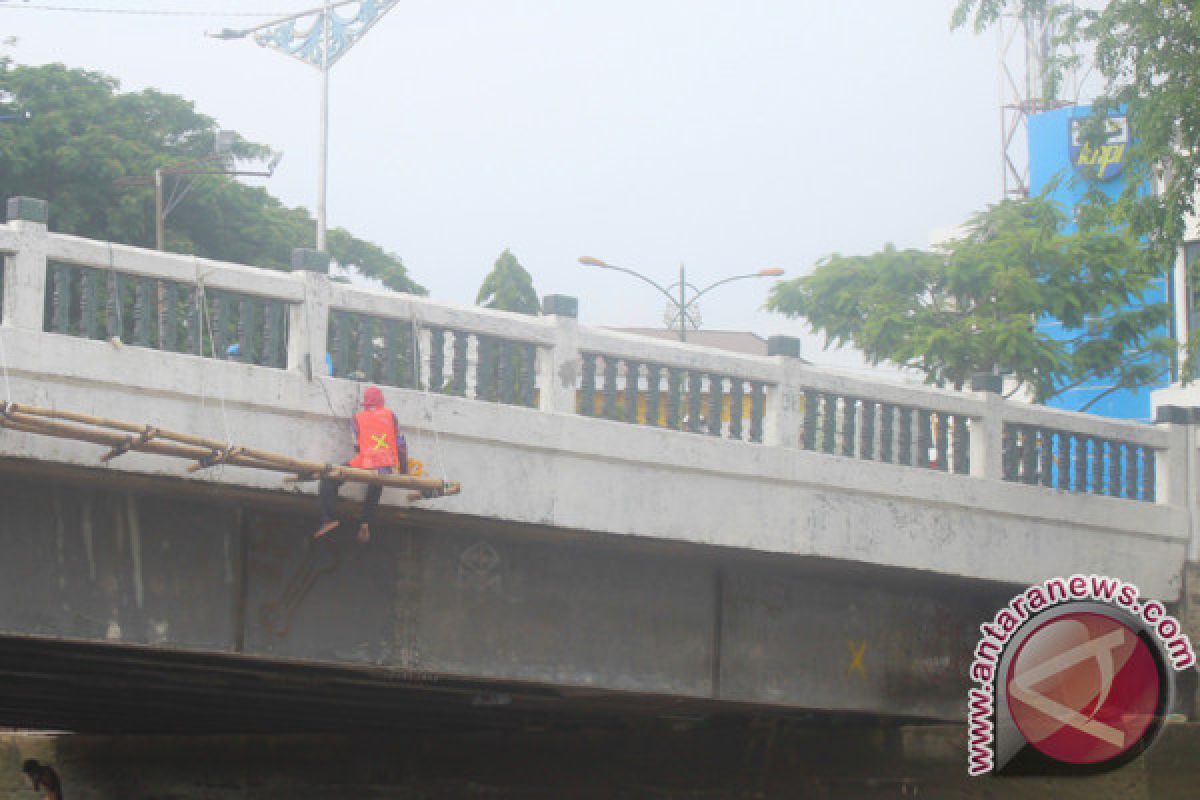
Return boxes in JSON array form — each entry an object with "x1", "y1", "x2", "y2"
[{"x1": 2, "y1": 1, "x2": 1005, "y2": 369}]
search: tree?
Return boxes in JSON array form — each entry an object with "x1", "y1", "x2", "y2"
[
  {"x1": 475, "y1": 249, "x2": 540, "y2": 315},
  {"x1": 0, "y1": 60, "x2": 423, "y2": 294},
  {"x1": 766, "y1": 197, "x2": 1173, "y2": 407},
  {"x1": 952, "y1": 0, "x2": 1200, "y2": 367}
]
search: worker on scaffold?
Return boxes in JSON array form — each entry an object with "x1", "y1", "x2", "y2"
[{"x1": 313, "y1": 385, "x2": 407, "y2": 543}]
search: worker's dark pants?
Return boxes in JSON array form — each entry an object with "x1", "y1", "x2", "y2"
[{"x1": 318, "y1": 466, "x2": 393, "y2": 525}]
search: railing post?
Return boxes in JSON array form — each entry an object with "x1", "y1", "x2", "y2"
[
  {"x1": 2, "y1": 197, "x2": 49, "y2": 331},
  {"x1": 968, "y1": 390, "x2": 1005, "y2": 481},
  {"x1": 286, "y1": 249, "x2": 332, "y2": 378},
  {"x1": 764, "y1": 336, "x2": 803, "y2": 448},
  {"x1": 539, "y1": 294, "x2": 579, "y2": 414},
  {"x1": 1154, "y1": 406, "x2": 1198, "y2": 550}
]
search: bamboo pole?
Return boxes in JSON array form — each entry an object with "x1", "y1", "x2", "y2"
[{"x1": 1, "y1": 403, "x2": 459, "y2": 496}]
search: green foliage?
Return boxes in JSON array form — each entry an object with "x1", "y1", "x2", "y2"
[
  {"x1": 475, "y1": 249, "x2": 540, "y2": 315},
  {"x1": 0, "y1": 61, "x2": 423, "y2": 294},
  {"x1": 767, "y1": 197, "x2": 1173, "y2": 406},
  {"x1": 952, "y1": 0, "x2": 1200, "y2": 374}
]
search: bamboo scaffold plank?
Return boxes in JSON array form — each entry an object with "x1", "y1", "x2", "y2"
[{"x1": 0, "y1": 402, "x2": 461, "y2": 498}]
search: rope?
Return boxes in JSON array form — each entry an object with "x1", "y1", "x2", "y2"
[
  {"x1": 0, "y1": 326, "x2": 12, "y2": 407},
  {"x1": 193, "y1": 257, "x2": 233, "y2": 478},
  {"x1": 106, "y1": 241, "x2": 123, "y2": 342},
  {"x1": 408, "y1": 309, "x2": 450, "y2": 487}
]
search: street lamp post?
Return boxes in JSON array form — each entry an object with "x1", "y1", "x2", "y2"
[
  {"x1": 579, "y1": 257, "x2": 784, "y2": 343},
  {"x1": 207, "y1": 0, "x2": 400, "y2": 253}
]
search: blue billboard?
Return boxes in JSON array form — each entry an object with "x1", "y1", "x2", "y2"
[{"x1": 1027, "y1": 105, "x2": 1170, "y2": 421}]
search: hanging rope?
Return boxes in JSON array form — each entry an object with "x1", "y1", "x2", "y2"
[
  {"x1": 0, "y1": 325, "x2": 13, "y2": 408},
  {"x1": 105, "y1": 241, "x2": 124, "y2": 344},
  {"x1": 192, "y1": 257, "x2": 234, "y2": 482},
  {"x1": 408, "y1": 309, "x2": 450, "y2": 487}
]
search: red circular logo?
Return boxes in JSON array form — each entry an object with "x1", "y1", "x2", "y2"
[{"x1": 1006, "y1": 612, "x2": 1161, "y2": 765}]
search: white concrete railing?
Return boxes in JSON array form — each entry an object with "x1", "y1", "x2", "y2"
[{"x1": 0, "y1": 208, "x2": 1180, "y2": 507}]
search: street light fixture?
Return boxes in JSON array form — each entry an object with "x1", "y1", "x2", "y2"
[
  {"x1": 206, "y1": 0, "x2": 400, "y2": 253},
  {"x1": 579, "y1": 257, "x2": 784, "y2": 343}
]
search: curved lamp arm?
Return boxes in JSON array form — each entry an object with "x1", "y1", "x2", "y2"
[
  {"x1": 578, "y1": 257, "x2": 682, "y2": 309},
  {"x1": 686, "y1": 268, "x2": 784, "y2": 308}
]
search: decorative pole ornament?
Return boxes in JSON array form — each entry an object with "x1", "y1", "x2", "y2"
[{"x1": 208, "y1": 1, "x2": 400, "y2": 252}]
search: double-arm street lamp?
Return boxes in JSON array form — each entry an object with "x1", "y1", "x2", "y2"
[
  {"x1": 207, "y1": 0, "x2": 400, "y2": 253},
  {"x1": 579, "y1": 256, "x2": 783, "y2": 342}
]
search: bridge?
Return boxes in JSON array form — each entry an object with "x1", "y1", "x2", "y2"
[{"x1": 0, "y1": 196, "x2": 1195, "y2": 740}]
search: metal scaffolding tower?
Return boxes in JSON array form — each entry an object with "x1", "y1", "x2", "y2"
[{"x1": 996, "y1": 3, "x2": 1076, "y2": 198}]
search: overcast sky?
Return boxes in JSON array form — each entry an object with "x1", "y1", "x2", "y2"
[{"x1": 3, "y1": 1, "x2": 1006, "y2": 369}]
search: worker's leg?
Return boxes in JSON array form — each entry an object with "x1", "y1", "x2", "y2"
[
  {"x1": 314, "y1": 477, "x2": 344, "y2": 538},
  {"x1": 356, "y1": 469, "x2": 391, "y2": 542}
]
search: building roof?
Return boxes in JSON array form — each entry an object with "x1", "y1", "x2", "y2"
[{"x1": 610, "y1": 328, "x2": 795, "y2": 359}]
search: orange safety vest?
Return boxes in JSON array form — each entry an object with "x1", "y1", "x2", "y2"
[{"x1": 349, "y1": 408, "x2": 401, "y2": 470}]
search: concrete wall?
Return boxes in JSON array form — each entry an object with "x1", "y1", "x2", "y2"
[{"x1": 0, "y1": 475, "x2": 1005, "y2": 721}]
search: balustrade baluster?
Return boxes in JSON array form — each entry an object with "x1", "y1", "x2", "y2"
[
  {"x1": 81, "y1": 268, "x2": 99, "y2": 340},
  {"x1": 898, "y1": 407, "x2": 913, "y2": 465},
  {"x1": 497, "y1": 340, "x2": 514, "y2": 405},
  {"x1": 859, "y1": 401, "x2": 876, "y2": 460},
  {"x1": 802, "y1": 390, "x2": 819, "y2": 450},
  {"x1": 48, "y1": 264, "x2": 69, "y2": 334},
  {"x1": 602, "y1": 357, "x2": 619, "y2": 419},
  {"x1": 727, "y1": 377, "x2": 743, "y2": 440},
  {"x1": 935, "y1": 413, "x2": 949, "y2": 471},
  {"x1": 331, "y1": 312, "x2": 351, "y2": 378},
  {"x1": 1055, "y1": 433, "x2": 1072, "y2": 490},
  {"x1": 749, "y1": 382, "x2": 765, "y2": 443},
  {"x1": 1038, "y1": 429, "x2": 1054, "y2": 487},
  {"x1": 106, "y1": 272, "x2": 121, "y2": 340},
  {"x1": 580, "y1": 353, "x2": 597, "y2": 416},
  {"x1": 646, "y1": 365, "x2": 663, "y2": 428},
  {"x1": 1071, "y1": 434, "x2": 1086, "y2": 492},
  {"x1": 686, "y1": 372, "x2": 703, "y2": 433},
  {"x1": 429, "y1": 327, "x2": 446, "y2": 391},
  {"x1": 266, "y1": 301, "x2": 286, "y2": 368},
  {"x1": 478, "y1": 335, "x2": 496, "y2": 401},
  {"x1": 1090, "y1": 437, "x2": 1104, "y2": 494},
  {"x1": 354, "y1": 316, "x2": 374, "y2": 380},
  {"x1": 216, "y1": 295, "x2": 234, "y2": 357},
  {"x1": 236, "y1": 297, "x2": 252, "y2": 358},
  {"x1": 880, "y1": 404, "x2": 895, "y2": 463},
  {"x1": 1001, "y1": 425, "x2": 1018, "y2": 480},
  {"x1": 133, "y1": 278, "x2": 153, "y2": 346},
  {"x1": 1110, "y1": 441, "x2": 1124, "y2": 499},
  {"x1": 625, "y1": 361, "x2": 641, "y2": 424},
  {"x1": 1125, "y1": 443, "x2": 1139, "y2": 501},
  {"x1": 1143, "y1": 447, "x2": 1156, "y2": 502},
  {"x1": 953, "y1": 415, "x2": 971, "y2": 474},
  {"x1": 187, "y1": 285, "x2": 202, "y2": 355},
  {"x1": 820, "y1": 394, "x2": 837, "y2": 454},
  {"x1": 708, "y1": 374, "x2": 724, "y2": 436},
  {"x1": 1021, "y1": 427, "x2": 1038, "y2": 484},
  {"x1": 666, "y1": 368, "x2": 683, "y2": 429},
  {"x1": 917, "y1": 410, "x2": 932, "y2": 469},
  {"x1": 161, "y1": 282, "x2": 178, "y2": 352},
  {"x1": 382, "y1": 320, "x2": 401, "y2": 387},
  {"x1": 842, "y1": 397, "x2": 857, "y2": 457},
  {"x1": 520, "y1": 343, "x2": 536, "y2": 408},
  {"x1": 452, "y1": 332, "x2": 469, "y2": 396}
]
